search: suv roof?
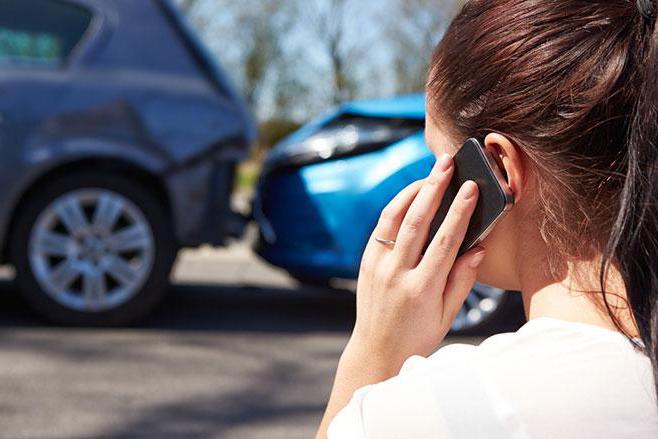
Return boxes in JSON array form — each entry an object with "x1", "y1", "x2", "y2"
[{"x1": 0, "y1": 0, "x2": 246, "y2": 104}]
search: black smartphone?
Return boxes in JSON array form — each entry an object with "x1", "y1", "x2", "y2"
[{"x1": 426, "y1": 138, "x2": 514, "y2": 256}]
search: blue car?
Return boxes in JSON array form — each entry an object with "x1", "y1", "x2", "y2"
[{"x1": 254, "y1": 95, "x2": 524, "y2": 334}]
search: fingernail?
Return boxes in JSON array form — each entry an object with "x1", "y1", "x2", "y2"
[
  {"x1": 469, "y1": 250, "x2": 486, "y2": 268},
  {"x1": 436, "y1": 153, "x2": 452, "y2": 172},
  {"x1": 462, "y1": 181, "x2": 478, "y2": 200}
]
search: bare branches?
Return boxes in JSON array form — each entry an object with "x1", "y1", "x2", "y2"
[
  {"x1": 175, "y1": 0, "x2": 460, "y2": 121},
  {"x1": 302, "y1": 0, "x2": 362, "y2": 104},
  {"x1": 386, "y1": 0, "x2": 461, "y2": 93}
]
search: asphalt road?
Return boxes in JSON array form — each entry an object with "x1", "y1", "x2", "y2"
[{"x1": 0, "y1": 243, "x2": 482, "y2": 439}]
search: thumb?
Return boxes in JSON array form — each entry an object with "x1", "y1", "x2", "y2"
[{"x1": 442, "y1": 247, "x2": 486, "y2": 321}]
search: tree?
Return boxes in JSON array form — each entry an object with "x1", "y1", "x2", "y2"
[
  {"x1": 175, "y1": 0, "x2": 456, "y2": 122},
  {"x1": 303, "y1": 0, "x2": 373, "y2": 105},
  {"x1": 177, "y1": 0, "x2": 301, "y2": 119},
  {"x1": 237, "y1": 1, "x2": 284, "y2": 110},
  {"x1": 387, "y1": 0, "x2": 461, "y2": 94}
]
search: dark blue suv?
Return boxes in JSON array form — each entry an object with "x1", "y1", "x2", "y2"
[{"x1": 0, "y1": 0, "x2": 256, "y2": 325}]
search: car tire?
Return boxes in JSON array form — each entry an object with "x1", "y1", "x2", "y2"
[
  {"x1": 289, "y1": 272, "x2": 334, "y2": 289},
  {"x1": 10, "y1": 171, "x2": 177, "y2": 326}
]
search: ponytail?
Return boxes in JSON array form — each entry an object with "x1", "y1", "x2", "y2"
[{"x1": 605, "y1": 0, "x2": 658, "y2": 399}]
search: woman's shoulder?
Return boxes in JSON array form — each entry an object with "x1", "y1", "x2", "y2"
[
  {"x1": 422, "y1": 318, "x2": 655, "y2": 407},
  {"x1": 328, "y1": 318, "x2": 658, "y2": 439},
  {"x1": 467, "y1": 316, "x2": 646, "y2": 360},
  {"x1": 474, "y1": 317, "x2": 652, "y2": 381},
  {"x1": 418, "y1": 318, "x2": 655, "y2": 437},
  {"x1": 407, "y1": 317, "x2": 649, "y2": 377}
]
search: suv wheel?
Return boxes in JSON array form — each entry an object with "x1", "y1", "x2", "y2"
[
  {"x1": 289, "y1": 272, "x2": 333, "y2": 288},
  {"x1": 10, "y1": 172, "x2": 177, "y2": 325},
  {"x1": 450, "y1": 284, "x2": 525, "y2": 336}
]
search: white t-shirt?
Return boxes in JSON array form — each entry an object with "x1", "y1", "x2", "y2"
[{"x1": 328, "y1": 317, "x2": 658, "y2": 439}]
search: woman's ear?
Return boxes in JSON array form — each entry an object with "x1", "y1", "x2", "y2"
[{"x1": 484, "y1": 133, "x2": 525, "y2": 203}]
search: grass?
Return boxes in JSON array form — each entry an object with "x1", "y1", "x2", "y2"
[{"x1": 235, "y1": 160, "x2": 261, "y2": 192}]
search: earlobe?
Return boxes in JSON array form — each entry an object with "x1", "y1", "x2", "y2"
[{"x1": 484, "y1": 133, "x2": 525, "y2": 203}]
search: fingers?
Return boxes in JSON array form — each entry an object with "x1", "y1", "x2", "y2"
[
  {"x1": 441, "y1": 247, "x2": 486, "y2": 320},
  {"x1": 362, "y1": 180, "x2": 424, "y2": 264},
  {"x1": 419, "y1": 181, "x2": 479, "y2": 275},
  {"x1": 371, "y1": 180, "x2": 424, "y2": 240},
  {"x1": 393, "y1": 154, "x2": 454, "y2": 267}
]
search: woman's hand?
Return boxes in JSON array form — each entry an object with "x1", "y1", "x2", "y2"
[
  {"x1": 317, "y1": 153, "x2": 485, "y2": 438},
  {"x1": 351, "y1": 153, "x2": 485, "y2": 370}
]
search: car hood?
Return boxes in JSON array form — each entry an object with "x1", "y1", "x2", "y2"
[{"x1": 339, "y1": 94, "x2": 425, "y2": 120}]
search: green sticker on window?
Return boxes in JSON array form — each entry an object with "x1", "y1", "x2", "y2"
[{"x1": 0, "y1": 28, "x2": 62, "y2": 65}]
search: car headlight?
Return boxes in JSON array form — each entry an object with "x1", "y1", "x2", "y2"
[{"x1": 264, "y1": 116, "x2": 422, "y2": 170}]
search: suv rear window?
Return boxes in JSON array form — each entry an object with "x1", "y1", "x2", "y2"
[{"x1": 0, "y1": 0, "x2": 92, "y2": 66}]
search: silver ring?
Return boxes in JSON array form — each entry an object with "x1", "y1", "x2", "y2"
[{"x1": 375, "y1": 237, "x2": 396, "y2": 246}]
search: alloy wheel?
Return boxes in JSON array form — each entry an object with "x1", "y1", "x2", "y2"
[
  {"x1": 451, "y1": 282, "x2": 506, "y2": 332},
  {"x1": 28, "y1": 189, "x2": 155, "y2": 312}
]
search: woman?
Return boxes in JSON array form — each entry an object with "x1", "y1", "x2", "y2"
[{"x1": 317, "y1": 0, "x2": 658, "y2": 438}]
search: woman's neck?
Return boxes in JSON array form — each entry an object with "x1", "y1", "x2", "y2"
[{"x1": 518, "y1": 246, "x2": 639, "y2": 337}]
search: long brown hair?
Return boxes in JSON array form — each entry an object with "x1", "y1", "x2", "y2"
[{"x1": 428, "y1": 0, "x2": 658, "y2": 397}]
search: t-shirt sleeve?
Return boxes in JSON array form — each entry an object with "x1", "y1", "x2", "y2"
[
  {"x1": 326, "y1": 384, "x2": 376, "y2": 439},
  {"x1": 327, "y1": 344, "x2": 512, "y2": 439}
]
